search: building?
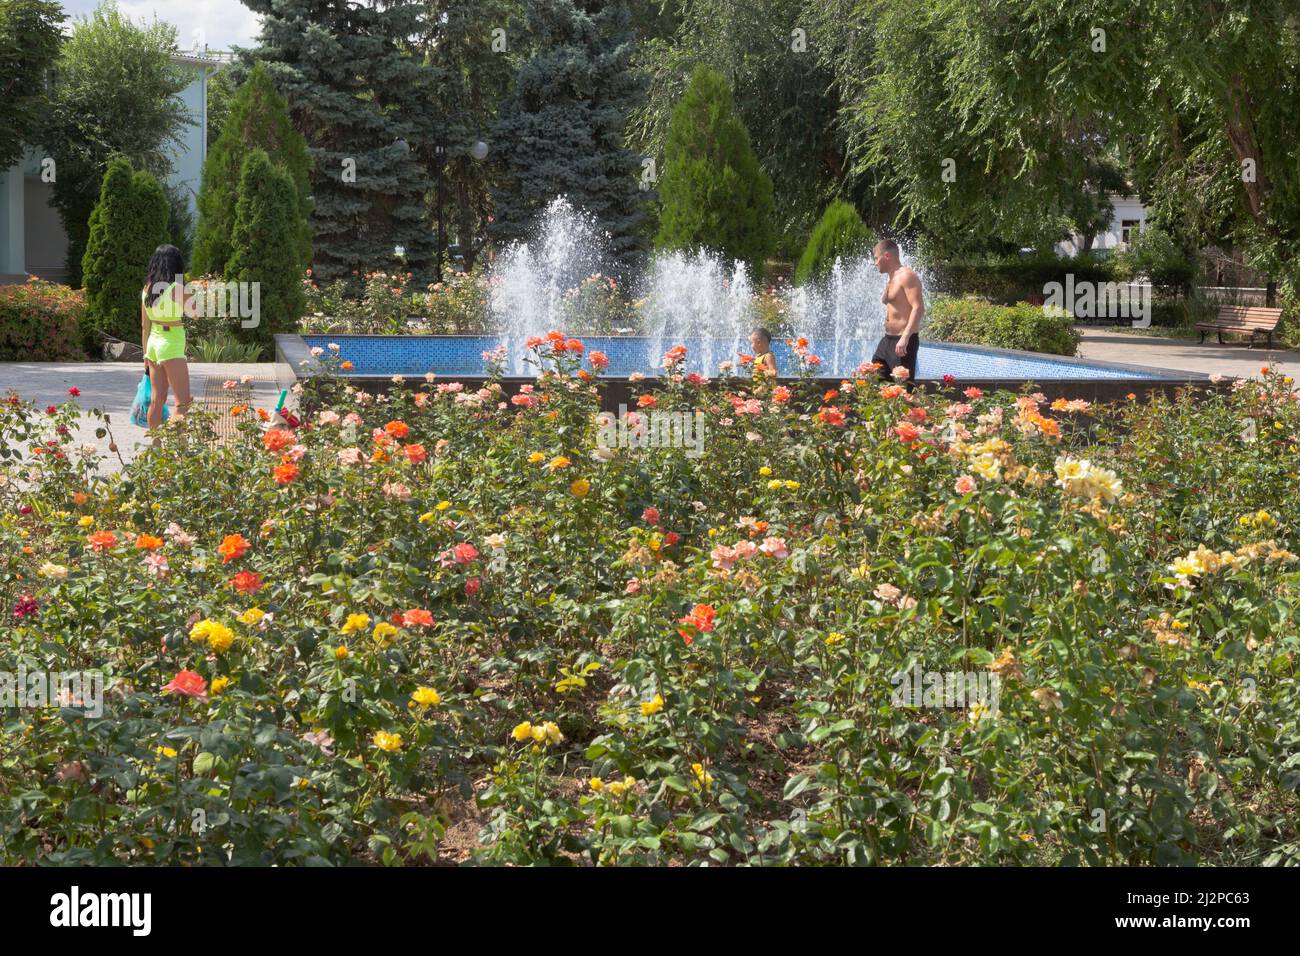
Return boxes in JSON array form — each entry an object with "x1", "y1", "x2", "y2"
[
  {"x1": 1055, "y1": 193, "x2": 1151, "y2": 258},
  {"x1": 0, "y1": 51, "x2": 227, "y2": 285}
]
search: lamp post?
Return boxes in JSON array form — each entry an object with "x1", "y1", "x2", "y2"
[
  {"x1": 434, "y1": 138, "x2": 489, "y2": 284},
  {"x1": 434, "y1": 137, "x2": 446, "y2": 284}
]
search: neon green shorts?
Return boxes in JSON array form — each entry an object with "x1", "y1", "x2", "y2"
[{"x1": 145, "y1": 327, "x2": 186, "y2": 363}]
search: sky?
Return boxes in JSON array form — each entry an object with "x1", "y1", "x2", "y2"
[{"x1": 59, "y1": 0, "x2": 263, "y2": 52}]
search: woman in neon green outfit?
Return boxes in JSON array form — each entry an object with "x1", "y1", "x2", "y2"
[{"x1": 140, "y1": 244, "x2": 193, "y2": 443}]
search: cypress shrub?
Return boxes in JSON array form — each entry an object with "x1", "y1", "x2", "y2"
[
  {"x1": 80, "y1": 157, "x2": 170, "y2": 350},
  {"x1": 227, "y1": 150, "x2": 306, "y2": 356},
  {"x1": 192, "y1": 63, "x2": 312, "y2": 278},
  {"x1": 795, "y1": 201, "x2": 874, "y2": 285},
  {"x1": 655, "y1": 65, "x2": 775, "y2": 280}
]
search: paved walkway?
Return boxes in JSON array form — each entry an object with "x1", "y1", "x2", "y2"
[
  {"x1": 0, "y1": 362, "x2": 289, "y2": 475},
  {"x1": 2, "y1": 334, "x2": 1294, "y2": 477},
  {"x1": 1076, "y1": 328, "x2": 1300, "y2": 378}
]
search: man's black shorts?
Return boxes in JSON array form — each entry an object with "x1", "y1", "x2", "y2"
[{"x1": 872, "y1": 332, "x2": 919, "y2": 385}]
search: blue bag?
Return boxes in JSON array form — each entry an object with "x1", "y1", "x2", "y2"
[{"x1": 129, "y1": 368, "x2": 170, "y2": 427}]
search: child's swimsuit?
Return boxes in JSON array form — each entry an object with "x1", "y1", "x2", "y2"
[
  {"x1": 143, "y1": 282, "x2": 186, "y2": 363},
  {"x1": 754, "y1": 350, "x2": 777, "y2": 377}
]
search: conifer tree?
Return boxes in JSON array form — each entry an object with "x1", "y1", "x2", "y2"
[
  {"x1": 227, "y1": 150, "x2": 307, "y2": 354},
  {"x1": 654, "y1": 65, "x2": 775, "y2": 279},
  {"x1": 80, "y1": 157, "x2": 170, "y2": 348},
  {"x1": 490, "y1": 0, "x2": 648, "y2": 279},
  {"x1": 795, "y1": 200, "x2": 874, "y2": 285},
  {"x1": 237, "y1": 0, "x2": 437, "y2": 287},
  {"x1": 192, "y1": 63, "x2": 312, "y2": 278}
]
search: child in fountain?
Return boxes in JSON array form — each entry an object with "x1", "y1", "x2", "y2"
[{"x1": 750, "y1": 328, "x2": 778, "y2": 378}]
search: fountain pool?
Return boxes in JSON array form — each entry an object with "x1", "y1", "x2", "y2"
[
  {"x1": 293, "y1": 334, "x2": 1173, "y2": 382},
  {"x1": 275, "y1": 195, "x2": 1208, "y2": 405}
]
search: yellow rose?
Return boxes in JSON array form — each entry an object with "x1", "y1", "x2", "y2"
[
  {"x1": 411, "y1": 686, "x2": 441, "y2": 709},
  {"x1": 340, "y1": 613, "x2": 370, "y2": 634},
  {"x1": 190, "y1": 619, "x2": 235, "y2": 653}
]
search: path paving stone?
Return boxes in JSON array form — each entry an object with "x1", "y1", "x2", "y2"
[{"x1": 0, "y1": 362, "x2": 292, "y2": 476}]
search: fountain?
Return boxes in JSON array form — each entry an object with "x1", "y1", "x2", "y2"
[
  {"x1": 639, "y1": 251, "x2": 755, "y2": 375},
  {"x1": 284, "y1": 198, "x2": 1186, "y2": 398},
  {"x1": 788, "y1": 256, "x2": 893, "y2": 374},
  {"x1": 486, "y1": 197, "x2": 927, "y2": 377},
  {"x1": 488, "y1": 197, "x2": 609, "y2": 375}
]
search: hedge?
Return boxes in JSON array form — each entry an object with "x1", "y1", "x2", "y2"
[
  {"x1": 0, "y1": 278, "x2": 86, "y2": 361},
  {"x1": 926, "y1": 295, "x2": 1082, "y2": 356},
  {"x1": 924, "y1": 252, "x2": 1118, "y2": 305}
]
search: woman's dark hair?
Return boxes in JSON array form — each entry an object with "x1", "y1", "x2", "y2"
[
  {"x1": 753, "y1": 327, "x2": 772, "y2": 345},
  {"x1": 144, "y1": 244, "x2": 185, "y2": 307}
]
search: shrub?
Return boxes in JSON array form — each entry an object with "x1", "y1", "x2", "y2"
[
  {"x1": 419, "y1": 270, "x2": 492, "y2": 334},
  {"x1": 655, "y1": 65, "x2": 776, "y2": 280},
  {"x1": 926, "y1": 295, "x2": 1082, "y2": 355},
  {"x1": 227, "y1": 150, "x2": 307, "y2": 356},
  {"x1": 1114, "y1": 225, "x2": 1196, "y2": 297},
  {"x1": 189, "y1": 331, "x2": 264, "y2": 363},
  {"x1": 927, "y1": 252, "x2": 1118, "y2": 305},
  {"x1": 0, "y1": 278, "x2": 85, "y2": 361},
  {"x1": 795, "y1": 201, "x2": 874, "y2": 286},
  {"x1": 79, "y1": 158, "x2": 170, "y2": 351},
  {"x1": 558, "y1": 273, "x2": 635, "y2": 334},
  {"x1": 7, "y1": 345, "x2": 1300, "y2": 865},
  {"x1": 192, "y1": 64, "x2": 312, "y2": 278},
  {"x1": 301, "y1": 271, "x2": 423, "y2": 334}
]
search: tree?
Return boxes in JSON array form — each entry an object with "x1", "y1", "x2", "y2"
[
  {"x1": 227, "y1": 150, "x2": 307, "y2": 355},
  {"x1": 489, "y1": 0, "x2": 649, "y2": 279},
  {"x1": 1124, "y1": 1, "x2": 1300, "y2": 297},
  {"x1": 80, "y1": 157, "x2": 170, "y2": 349},
  {"x1": 0, "y1": 0, "x2": 64, "y2": 171},
  {"x1": 631, "y1": 0, "x2": 844, "y2": 246},
  {"x1": 236, "y1": 0, "x2": 438, "y2": 288},
  {"x1": 38, "y1": 1, "x2": 192, "y2": 286},
  {"x1": 795, "y1": 200, "x2": 874, "y2": 285},
  {"x1": 654, "y1": 64, "x2": 775, "y2": 279},
  {"x1": 829, "y1": 0, "x2": 1300, "y2": 292},
  {"x1": 192, "y1": 63, "x2": 312, "y2": 277},
  {"x1": 206, "y1": 67, "x2": 237, "y2": 148}
]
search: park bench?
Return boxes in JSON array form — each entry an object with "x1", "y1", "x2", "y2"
[{"x1": 1196, "y1": 304, "x2": 1284, "y2": 348}]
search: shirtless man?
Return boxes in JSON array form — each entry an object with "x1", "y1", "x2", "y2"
[{"x1": 871, "y1": 239, "x2": 924, "y2": 387}]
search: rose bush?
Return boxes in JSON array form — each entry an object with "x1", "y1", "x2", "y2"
[{"x1": 2, "y1": 350, "x2": 1299, "y2": 865}]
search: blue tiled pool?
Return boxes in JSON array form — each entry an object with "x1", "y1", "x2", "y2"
[{"x1": 299, "y1": 335, "x2": 1169, "y2": 382}]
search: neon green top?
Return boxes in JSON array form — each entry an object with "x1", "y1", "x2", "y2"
[
  {"x1": 142, "y1": 282, "x2": 186, "y2": 363},
  {"x1": 143, "y1": 282, "x2": 183, "y2": 328}
]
